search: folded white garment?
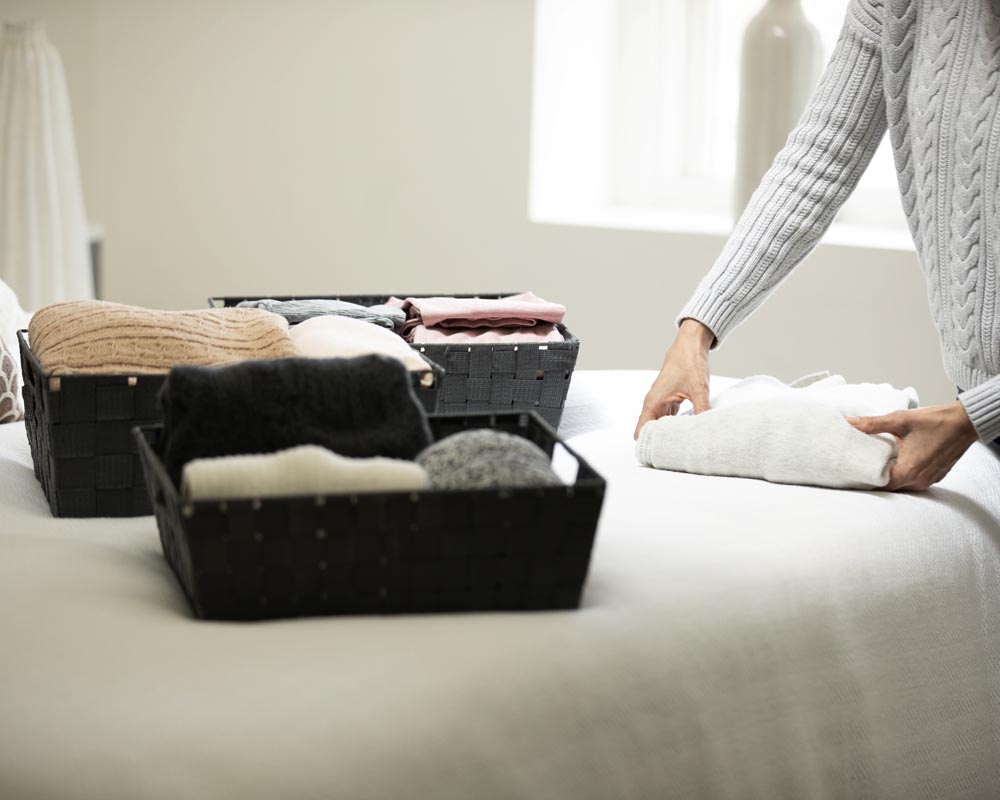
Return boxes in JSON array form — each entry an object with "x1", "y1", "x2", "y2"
[
  {"x1": 289, "y1": 315, "x2": 432, "y2": 374},
  {"x1": 181, "y1": 445, "x2": 430, "y2": 502},
  {"x1": 635, "y1": 373, "x2": 919, "y2": 490},
  {"x1": 710, "y1": 372, "x2": 919, "y2": 417}
]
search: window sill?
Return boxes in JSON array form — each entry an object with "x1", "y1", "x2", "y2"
[{"x1": 530, "y1": 208, "x2": 916, "y2": 253}]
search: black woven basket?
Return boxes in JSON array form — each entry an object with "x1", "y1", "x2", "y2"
[
  {"x1": 210, "y1": 294, "x2": 580, "y2": 428},
  {"x1": 18, "y1": 330, "x2": 165, "y2": 517},
  {"x1": 134, "y1": 412, "x2": 605, "y2": 620},
  {"x1": 18, "y1": 330, "x2": 443, "y2": 517}
]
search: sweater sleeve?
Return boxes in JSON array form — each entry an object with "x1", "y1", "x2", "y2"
[
  {"x1": 958, "y1": 376, "x2": 1000, "y2": 443},
  {"x1": 677, "y1": 0, "x2": 887, "y2": 346}
]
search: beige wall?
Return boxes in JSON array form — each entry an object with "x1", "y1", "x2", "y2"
[{"x1": 1, "y1": 0, "x2": 954, "y2": 404}]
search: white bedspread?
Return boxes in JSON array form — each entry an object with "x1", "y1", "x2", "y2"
[{"x1": 1, "y1": 370, "x2": 999, "y2": 800}]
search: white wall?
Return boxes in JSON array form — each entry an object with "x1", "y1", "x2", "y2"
[{"x1": 0, "y1": 0, "x2": 954, "y2": 404}]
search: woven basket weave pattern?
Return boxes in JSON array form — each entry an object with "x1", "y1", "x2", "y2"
[{"x1": 19, "y1": 330, "x2": 162, "y2": 517}]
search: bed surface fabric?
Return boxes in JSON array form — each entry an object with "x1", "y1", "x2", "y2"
[{"x1": 1, "y1": 370, "x2": 999, "y2": 800}]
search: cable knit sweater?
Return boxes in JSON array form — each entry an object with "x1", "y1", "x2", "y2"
[{"x1": 679, "y1": 0, "x2": 1000, "y2": 443}]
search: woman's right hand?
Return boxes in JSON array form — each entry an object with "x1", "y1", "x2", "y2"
[{"x1": 633, "y1": 319, "x2": 714, "y2": 440}]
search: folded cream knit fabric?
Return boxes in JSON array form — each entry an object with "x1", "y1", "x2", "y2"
[
  {"x1": 28, "y1": 300, "x2": 298, "y2": 375},
  {"x1": 635, "y1": 374, "x2": 919, "y2": 490},
  {"x1": 289, "y1": 315, "x2": 432, "y2": 373},
  {"x1": 181, "y1": 445, "x2": 430, "y2": 502}
]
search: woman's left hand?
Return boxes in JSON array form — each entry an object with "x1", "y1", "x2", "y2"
[{"x1": 846, "y1": 402, "x2": 979, "y2": 491}]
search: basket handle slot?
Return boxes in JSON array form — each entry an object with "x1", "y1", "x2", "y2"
[{"x1": 551, "y1": 442, "x2": 580, "y2": 484}]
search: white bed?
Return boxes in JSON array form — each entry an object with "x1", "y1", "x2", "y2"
[{"x1": 1, "y1": 370, "x2": 999, "y2": 799}]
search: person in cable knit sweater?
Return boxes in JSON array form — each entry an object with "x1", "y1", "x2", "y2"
[{"x1": 636, "y1": 0, "x2": 1000, "y2": 492}]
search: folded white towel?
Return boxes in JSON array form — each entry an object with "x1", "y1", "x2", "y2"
[
  {"x1": 181, "y1": 445, "x2": 430, "y2": 502},
  {"x1": 290, "y1": 315, "x2": 432, "y2": 374},
  {"x1": 635, "y1": 374, "x2": 919, "y2": 490}
]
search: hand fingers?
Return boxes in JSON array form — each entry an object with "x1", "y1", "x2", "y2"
[
  {"x1": 883, "y1": 451, "x2": 935, "y2": 493},
  {"x1": 885, "y1": 467, "x2": 934, "y2": 493},
  {"x1": 634, "y1": 396, "x2": 684, "y2": 440},
  {"x1": 846, "y1": 412, "x2": 910, "y2": 437},
  {"x1": 634, "y1": 407, "x2": 656, "y2": 440},
  {"x1": 884, "y1": 461, "x2": 904, "y2": 491}
]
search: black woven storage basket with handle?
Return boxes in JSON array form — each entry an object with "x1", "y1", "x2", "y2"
[
  {"x1": 210, "y1": 294, "x2": 580, "y2": 428},
  {"x1": 134, "y1": 412, "x2": 605, "y2": 620},
  {"x1": 18, "y1": 329, "x2": 443, "y2": 518}
]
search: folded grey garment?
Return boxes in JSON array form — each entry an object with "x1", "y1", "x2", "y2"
[
  {"x1": 237, "y1": 298, "x2": 407, "y2": 329},
  {"x1": 416, "y1": 429, "x2": 562, "y2": 490}
]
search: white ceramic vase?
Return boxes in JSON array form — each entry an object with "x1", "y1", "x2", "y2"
[
  {"x1": 734, "y1": 0, "x2": 823, "y2": 218},
  {"x1": 0, "y1": 20, "x2": 93, "y2": 309}
]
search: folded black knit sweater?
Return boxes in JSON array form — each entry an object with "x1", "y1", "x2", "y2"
[{"x1": 160, "y1": 355, "x2": 432, "y2": 486}]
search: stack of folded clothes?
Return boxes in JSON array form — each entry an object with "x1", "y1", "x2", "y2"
[
  {"x1": 163, "y1": 355, "x2": 435, "y2": 499},
  {"x1": 389, "y1": 292, "x2": 566, "y2": 344},
  {"x1": 160, "y1": 356, "x2": 562, "y2": 500},
  {"x1": 26, "y1": 300, "x2": 436, "y2": 379}
]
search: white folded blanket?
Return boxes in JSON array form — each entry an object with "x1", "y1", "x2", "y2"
[
  {"x1": 635, "y1": 373, "x2": 919, "y2": 490},
  {"x1": 181, "y1": 445, "x2": 430, "y2": 501}
]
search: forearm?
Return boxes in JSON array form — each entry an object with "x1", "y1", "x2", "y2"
[{"x1": 679, "y1": 6, "x2": 887, "y2": 347}]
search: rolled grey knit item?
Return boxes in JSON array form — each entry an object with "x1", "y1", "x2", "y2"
[
  {"x1": 416, "y1": 430, "x2": 562, "y2": 490},
  {"x1": 677, "y1": 0, "x2": 1000, "y2": 443},
  {"x1": 237, "y1": 298, "x2": 406, "y2": 329}
]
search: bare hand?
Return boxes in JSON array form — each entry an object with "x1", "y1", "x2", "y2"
[
  {"x1": 634, "y1": 319, "x2": 714, "y2": 440},
  {"x1": 846, "y1": 402, "x2": 978, "y2": 491}
]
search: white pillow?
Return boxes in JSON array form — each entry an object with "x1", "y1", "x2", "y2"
[
  {"x1": 0, "y1": 279, "x2": 31, "y2": 424},
  {"x1": 0, "y1": 335, "x2": 22, "y2": 423}
]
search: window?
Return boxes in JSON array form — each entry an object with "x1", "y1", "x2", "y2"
[{"x1": 530, "y1": 0, "x2": 912, "y2": 249}]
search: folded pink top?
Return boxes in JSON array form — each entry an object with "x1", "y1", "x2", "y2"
[
  {"x1": 390, "y1": 292, "x2": 566, "y2": 330},
  {"x1": 408, "y1": 324, "x2": 564, "y2": 345}
]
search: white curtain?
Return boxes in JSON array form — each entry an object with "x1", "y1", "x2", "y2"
[{"x1": 0, "y1": 20, "x2": 93, "y2": 311}]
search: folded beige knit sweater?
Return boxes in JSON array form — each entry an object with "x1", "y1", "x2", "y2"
[{"x1": 28, "y1": 300, "x2": 298, "y2": 375}]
